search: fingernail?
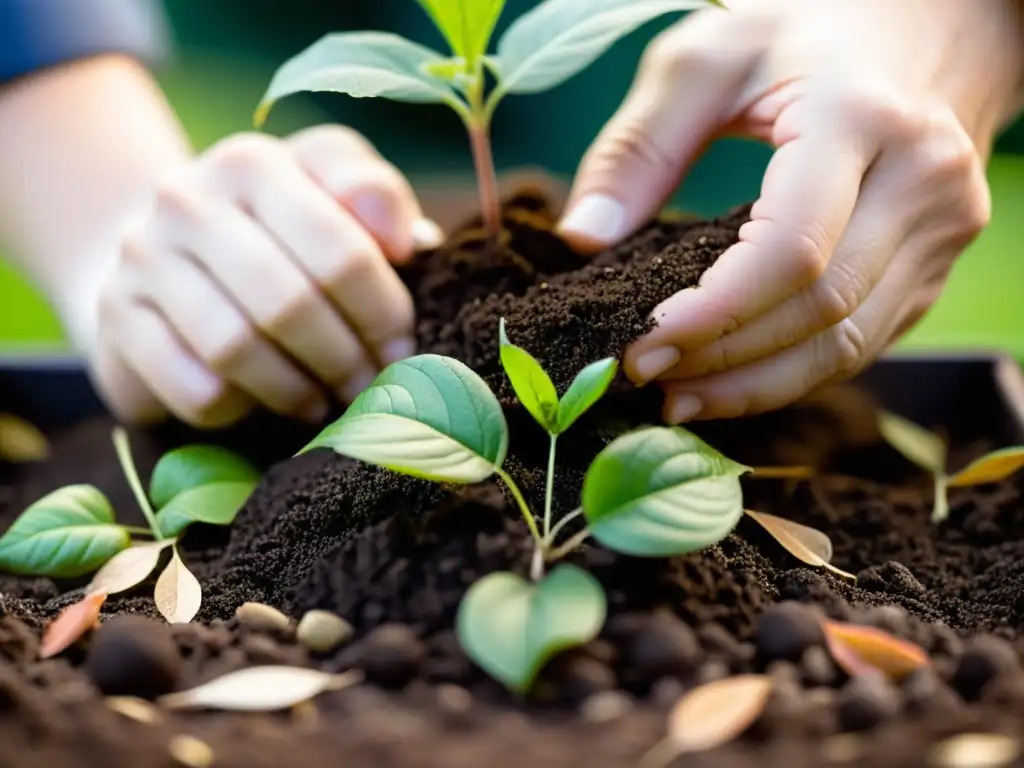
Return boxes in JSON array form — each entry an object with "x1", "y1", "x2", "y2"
[
  {"x1": 350, "y1": 191, "x2": 397, "y2": 236},
  {"x1": 666, "y1": 394, "x2": 702, "y2": 424},
  {"x1": 298, "y1": 398, "x2": 328, "y2": 425},
  {"x1": 411, "y1": 217, "x2": 444, "y2": 250},
  {"x1": 339, "y1": 369, "x2": 378, "y2": 404},
  {"x1": 558, "y1": 193, "x2": 627, "y2": 245},
  {"x1": 379, "y1": 337, "x2": 416, "y2": 366},
  {"x1": 632, "y1": 346, "x2": 680, "y2": 383}
]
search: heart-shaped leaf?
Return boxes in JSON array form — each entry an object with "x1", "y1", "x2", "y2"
[
  {"x1": 555, "y1": 357, "x2": 618, "y2": 434},
  {"x1": 744, "y1": 510, "x2": 855, "y2": 580},
  {"x1": 155, "y1": 481, "x2": 257, "y2": 539},
  {"x1": 456, "y1": 564, "x2": 606, "y2": 692},
  {"x1": 159, "y1": 667, "x2": 362, "y2": 711},
  {"x1": 40, "y1": 590, "x2": 107, "y2": 658},
  {"x1": 494, "y1": 0, "x2": 720, "y2": 95},
  {"x1": 947, "y1": 447, "x2": 1024, "y2": 488},
  {"x1": 256, "y1": 32, "x2": 462, "y2": 126},
  {"x1": 87, "y1": 539, "x2": 175, "y2": 595},
  {"x1": 822, "y1": 620, "x2": 930, "y2": 681},
  {"x1": 155, "y1": 548, "x2": 201, "y2": 624},
  {"x1": 498, "y1": 318, "x2": 559, "y2": 432},
  {"x1": 582, "y1": 427, "x2": 747, "y2": 557},
  {"x1": 0, "y1": 485, "x2": 129, "y2": 577},
  {"x1": 300, "y1": 354, "x2": 509, "y2": 484},
  {"x1": 0, "y1": 413, "x2": 49, "y2": 463},
  {"x1": 415, "y1": 0, "x2": 505, "y2": 68},
  {"x1": 149, "y1": 445, "x2": 260, "y2": 510},
  {"x1": 877, "y1": 410, "x2": 946, "y2": 474}
]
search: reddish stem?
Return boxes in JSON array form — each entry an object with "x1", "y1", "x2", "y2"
[{"x1": 469, "y1": 123, "x2": 502, "y2": 237}]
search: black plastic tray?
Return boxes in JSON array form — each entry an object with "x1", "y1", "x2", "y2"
[{"x1": 2, "y1": 349, "x2": 1024, "y2": 452}]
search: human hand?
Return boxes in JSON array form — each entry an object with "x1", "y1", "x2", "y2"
[
  {"x1": 86, "y1": 125, "x2": 442, "y2": 428},
  {"x1": 558, "y1": 0, "x2": 1024, "y2": 424}
]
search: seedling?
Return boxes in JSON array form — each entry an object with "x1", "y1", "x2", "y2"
[
  {"x1": 255, "y1": 0, "x2": 723, "y2": 236},
  {"x1": 0, "y1": 429, "x2": 260, "y2": 624},
  {"x1": 300, "y1": 318, "x2": 748, "y2": 691},
  {"x1": 877, "y1": 410, "x2": 1024, "y2": 522}
]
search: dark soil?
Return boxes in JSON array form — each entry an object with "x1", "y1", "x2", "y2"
[{"x1": 2, "y1": 193, "x2": 1024, "y2": 767}]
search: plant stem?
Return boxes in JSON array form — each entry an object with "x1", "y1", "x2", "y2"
[
  {"x1": 546, "y1": 528, "x2": 592, "y2": 562},
  {"x1": 111, "y1": 427, "x2": 162, "y2": 539},
  {"x1": 545, "y1": 506, "x2": 584, "y2": 547},
  {"x1": 465, "y1": 70, "x2": 501, "y2": 238},
  {"x1": 543, "y1": 435, "x2": 557, "y2": 537},
  {"x1": 122, "y1": 526, "x2": 155, "y2": 537},
  {"x1": 749, "y1": 465, "x2": 816, "y2": 479},
  {"x1": 495, "y1": 468, "x2": 544, "y2": 548}
]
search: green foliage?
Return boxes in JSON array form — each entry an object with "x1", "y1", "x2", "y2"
[
  {"x1": 877, "y1": 411, "x2": 946, "y2": 475},
  {"x1": 150, "y1": 445, "x2": 260, "y2": 510},
  {"x1": 555, "y1": 357, "x2": 618, "y2": 434},
  {"x1": 582, "y1": 427, "x2": 748, "y2": 556},
  {"x1": 415, "y1": 0, "x2": 505, "y2": 69},
  {"x1": 0, "y1": 485, "x2": 129, "y2": 578},
  {"x1": 456, "y1": 564, "x2": 606, "y2": 691},
  {"x1": 155, "y1": 482, "x2": 261, "y2": 539}
]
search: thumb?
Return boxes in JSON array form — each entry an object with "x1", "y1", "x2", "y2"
[{"x1": 557, "y1": 22, "x2": 759, "y2": 252}]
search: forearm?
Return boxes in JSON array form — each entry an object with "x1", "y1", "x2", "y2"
[{"x1": 0, "y1": 55, "x2": 191, "y2": 349}]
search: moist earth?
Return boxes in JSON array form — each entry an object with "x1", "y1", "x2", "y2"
[{"x1": 1, "y1": 194, "x2": 1024, "y2": 766}]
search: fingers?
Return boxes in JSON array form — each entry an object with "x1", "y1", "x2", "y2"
[{"x1": 557, "y1": 9, "x2": 760, "y2": 252}]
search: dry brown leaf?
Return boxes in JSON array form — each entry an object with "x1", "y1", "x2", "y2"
[
  {"x1": 154, "y1": 548, "x2": 201, "y2": 624},
  {"x1": 168, "y1": 735, "x2": 214, "y2": 768},
  {"x1": 822, "y1": 620, "x2": 930, "y2": 681},
  {"x1": 928, "y1": 732, "x2": 1021, "y2": 767},
  {"x1": 40, "y1": 590, "x2": 107, "y2": 658},
  {"x1": 159, "y1": 666, "x2": 362, "y2": 712},
  {"x1": 0, "y1": 413, "x2": 49, "y2": 463},
  {"x1": 88, "y1": 539, "x2": 174, "y2": 596},
  {"x1": 105, "y1": 696, "x2": 162, "y2": 724},
  {"x1": 640, "y1": 675, "x2": 772, "y2": 767},
  {"x1": 748, "y1": 466, "x2": 816, "y2": 480},
  {"x1": 744, "y1": 509, "x2": 856, "y2": 580},
  {"x1": 947, "y1": 448, "x2": 1024, "y2": 488}
]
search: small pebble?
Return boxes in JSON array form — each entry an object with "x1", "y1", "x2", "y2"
[
  {"x1": 357, "y1": 623, "x2": 426, "y2": 689},
  {"x1": 953, "y1": 636, "x2": 1020, "y2": 702},
  {"x1": 801, "y1": 646, "x2": 838, "y2": 687},
  {"x1": 822, "y1": 734, "x2": 867, "y2": 763},
  {"x1": 616, "y1": 613, "x2": 701, "y2": 683},
  {"x1": 863, "y1": 604, "x2": 913, "y2": 635},
  {"x1": 928, "y1": 733, "x2": 1021, "y2": 768},
  {"x1": 756, "y1": 602, "x2": 824, "y2": 662},
  {"x1": 579, "y1": 690, "x2": 633, "y2": 723},
  {"x1": 105, "y1": 695, "x2": 161, "y2": 724},
  {"x1": 692, "y1": 659, "x2": 730, "y2": 686},
  {"x1": 902, "y1": 666, "x2": 961, "y2": 715},
  {"x1": 436, "y1": 684, "x2": 473, "y2": 714},
  {"x1": 650, "y1": 677, "x2": 686, "y2": 708},
  {"x1": 168, "y1": 735, "x2": 214, "y2": 768},
  {"x1": 235, "y1": 602, "x2": 292, "y2": 634},
  {"x1": 837, "y1": 675, "x2": 901, "y2": 732},
  {"x1": 241, "y1": 634, "x2": 287, "y2": 665},
  {"x1": 297, "y1": 611, "x2": 354, "y2": 653},
  {"x1": 85, "y1": 616, "x2": 181, "y2": 700},
  {"x1": 551, "y1": 653, "x2": 616, "y2": 704}
]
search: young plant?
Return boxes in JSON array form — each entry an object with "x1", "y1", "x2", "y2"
[
  {"x1": 299, "y1": 319, "x2": 748, "y2": 691},
  {"x1": 0, "y1": 429, "x2": 260, "y2": 623},
  {"x1": 877, "y1": 410, "x2": 1024, "y2": 522},
  {"x1": 255, "y1": 0, "x2": 724, "y2": 236}
]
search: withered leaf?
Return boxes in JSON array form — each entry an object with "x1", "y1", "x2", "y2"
[
  {"x1": 822, "y1": 620, "x2": 929, "y2": 681},
  {"x1": 88, "y1": 539, "x2": 174, "y2": 596},
  {"x1": 154, "y1": 548, "x2": 201, "y2": 624},
  {"x1": 40, "y1": 590, "x2": 107, "y2": 658},
  {"x1": 159, "y1": 666, "x2": 362, "y2": 712},
  {"x1": 947, "y1": 448, "x2": 1024, "y2": 488},
  {"x1": 744, "y1": 510, "x2": 855, "y2": 580}
]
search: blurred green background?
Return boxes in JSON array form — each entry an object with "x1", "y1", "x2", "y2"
[{"x1": 2, "y1": 0, "x2": 1023, "y2": 358}]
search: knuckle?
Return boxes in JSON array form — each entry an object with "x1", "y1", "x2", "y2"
[
  {"x1": 808, "y1": 267, "x2": 865, "y2": 327},
  {"x1": 206, "y1": 132, "x2": 280, "y2": 179},
  {"x1": 320, "y1": 247, "x2": 377, "y2": 293},
  {"x1": 257, "y1": 285, "x2": 314, "y2": 337},
  {"x1": 289, "y1": 123, "x2": 377, "y2": 156},
  {"x1": 786, "y1": 229, "x2": 829, "y2": 285},
  {"x1": 153, "y1": 180, "x2": 205, "y2": 225},
  {"x1": 827, "y1": 318, "x2": 869, "y2": 378},
  {"x1": 203, "y1": 322, "x2": 257, "y2": 374},
  {"x1": 594, "y1": 123, "x2": 674, "y2": 175},
  {"x1": 830, "y1": 83, "x2": 923, "y2": 140}
]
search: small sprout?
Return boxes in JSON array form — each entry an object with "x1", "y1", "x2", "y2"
[
  {"x1": 167, "y1": 735, "x2": 215, "y2": 768},
  {"x1": 235, "y1": 602, "x2": 293, "y2": 633},
  {"x1": 40, "y1": 590, "x2": 107, "y2": 658},
  {"x1": 878, "y1": 410, "x2": 947, "y2": 474},
  {"x1": 88, "y1": 539, "x2": 176, "y2": 595},
  {"x1": 640, "y1": 674, "x2": 773, "y2": 767},
  {"x1": 154, "y1": 548, "x2": 202, "y2": 624},
  {"x1": 158, "y1": 667, "x2": 362, "y2": 712},
  {"x1": 928, "y1": 733, "x2": 1021, "y2": 768},
  {"x1": 105, "y1": 695, "x2": 162, "y2": 724},
  {"x1": 455, "y1": 564, "x2": 606, "y2": 692},
  {"x1": 743, "y1": 509, "x2": 855, "y2": 580},
  {"x1": 822, "y1": 619, "x2": 930, "y2": 682},
  {"x1": 0, "y1": 412, "x2": 49, "y2": 463}
]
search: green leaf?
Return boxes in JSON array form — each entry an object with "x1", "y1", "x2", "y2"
[
  {"x1": 0, "y1": 485, "x2": 129, "y2": 578},
  {"x1": 555, "y1": 357, "x2": 618, "y2": 434},
  {"x1": 415, "y1": 0, "x2": 506, "y2": 68},
  {"x1": 256, "y1": 32, "x2": 464, "y2": 126},
  {"x1": 582, "y1": 426, "x2": 747, "y2": 557},
  {"x1": 299, "y1": 354, "x2": 508, "y2": 484},
  {"x1": 493, "y1": 0, "x2": 719, "y2": 95},
  {"x1": 498, "y1": 318, "x2": 559, "y2": 432},
  {"x1": 877, "y1": 410, "x2": 947, "y2": 474},
  {"x1": 155, "y1": 481, "x2": 259, "y2": 539},
  {"x1": 149, "y1": 445, "x2": 260, "y2": 510},
  {"x1": 456, "y1": 564, "x2": 606, "y2": 691}
]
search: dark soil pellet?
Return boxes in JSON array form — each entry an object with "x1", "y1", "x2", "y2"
[{"x1": 84, "y1": 615, "x2": 181, "y2": 699}]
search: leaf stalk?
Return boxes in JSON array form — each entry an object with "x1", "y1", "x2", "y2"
[{"x1": 111, "y1": 427, "x2": 162, "y2": 539}]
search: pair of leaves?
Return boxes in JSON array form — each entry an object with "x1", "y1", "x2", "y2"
[
  {"x1": 499, "y1": 318, "x2": 617, "y2": 435},
  {"x1": 255, "y1": 0, "x2": 722, "y2": 125},
  {"x1": 878, "y1": 410, "x2": 1024, "y2": 522},
  {"x1": 85, "y1": 540, "x2": 200, "y2": 623}
]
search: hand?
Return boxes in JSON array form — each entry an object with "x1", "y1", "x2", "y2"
[
  {"x1": 87, "y1": 125, "x2": 442, "y2": 428},
  {"x1": 558, "y1": 0, "x2": 1024, "y2": 424}
]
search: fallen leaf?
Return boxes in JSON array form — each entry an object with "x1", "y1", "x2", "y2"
[
  {"x1": 158, "y1": 666, "x2": 362, "y2": 712},
  {"x1": 640, "y1": 675, "x2": 772, "y2": 767},
  {"x1": 877, "y1": 410, "x2": 947, "y2": 474},
  {"x1": 0, "y1": 413, "x2": 49, "y2": 463},
  {"x1": 822, "y1": 620, "x2": 930, "y2": 681},
  {"x1": 748, "y1": 466, "x2": 816, "y2": 480},
  {"x1": 154, "y1": 548, "x2": 201, "y2": 623},
  {"x1": 40, "y1": 590, "x2": 107, "y2": 658},
  {"x1": 947, "y1": 448, "x2": 1024, "y2": 488},
  {"x1": 744, "y1": 510, "x2": 856, "y2": 580},
  {"x1": 88, "y1": 539, "x2": 174, "y2": 595},
  {"x1": 105, "y1": 695, "x2": 161, "y2": 724},
  {"x1": 928, "y1": 732, "x2": 1021, "y2": 768},
  {"x1": 168, "y1": 734, "x2": 214, "y2": 768}
]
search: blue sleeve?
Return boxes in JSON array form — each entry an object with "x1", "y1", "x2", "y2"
[{"x1": 0, "y1": 0, "x2": 171, "y2": 84}]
